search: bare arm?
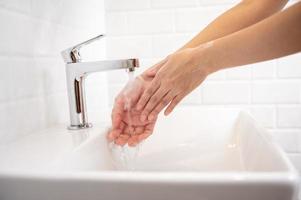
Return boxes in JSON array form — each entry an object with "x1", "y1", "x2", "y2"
[
  {"x1": 179, "y1": 0, "x2": 288, "y2": 50},
  {"x1": 145, "y1": 0, "x2": 288, "y2": 75},
  {"x1": 203, "y1": 1, "x2": 301, "y2": 73},
  {"x1": 136, "y1": 2, "x2": 301, "y2": 121}
]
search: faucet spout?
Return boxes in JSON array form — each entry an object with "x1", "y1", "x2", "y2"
[{"x1": 66, "y1": 58, "x2": 139, "y2": 79}]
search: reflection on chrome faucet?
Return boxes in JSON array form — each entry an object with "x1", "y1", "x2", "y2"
[{"x1": 61, "y1": 34, "x2": 139, "y2": 130}]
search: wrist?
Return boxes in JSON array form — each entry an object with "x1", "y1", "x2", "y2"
[{"x1": 192, "y1": 42, "x2": 220, "y2": 75}]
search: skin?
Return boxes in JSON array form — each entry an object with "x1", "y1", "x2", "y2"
[
  {"x1": 109, "y1": 0, "x2": 301, "y2": 146},
  {"x1": 107, "y1": 75, "x2": 157, "y2": 146},
  {"x1": 136, "y1": 0, "x2": 290, "y2": 119},
  {"x1": 137, "y1": 1, "x2": 301, "y2": 121},
  {"x1": 178, "y1": 0, "x2": 289, "y2": 50}
]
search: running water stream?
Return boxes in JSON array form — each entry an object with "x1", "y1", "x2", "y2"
[{"x1": 110, "y1": 71, "x2": 141, "y2": 170}]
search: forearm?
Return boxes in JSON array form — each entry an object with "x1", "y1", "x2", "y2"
[
  {"x1": 199, "y1": 2, "x2": 301, "y2": 73},
  {"x1": 142, "y1": 1, "x2": 287, "y2": 77},
  {"x1": 179, "y1": 0, "x2": 288, "y2": 50}
]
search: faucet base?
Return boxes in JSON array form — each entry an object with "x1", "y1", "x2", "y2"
[{"x1": 67, "y1": 123, "x2": 93, "y2": 130}]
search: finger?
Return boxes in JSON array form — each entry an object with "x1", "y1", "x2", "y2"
[
  {"x1": 107, "y1": 129, "x2": 121, "y2": 142},
  {"x1": 134, "y1": 126, "x2": 144, "y2": 134},
  {"x1": 107, "y1": 132, "x2": 114, "y2": 142},
  {"x1": 128, "y1": 135, "x2": 139, "y2": 147},
  {"x1": 144, "y1": 119, "x2": 157, "y2": 135},
  {"x1": 119, "y1": 121, "x2": 126, "y2": 131},
  {"x1": 115, "y1": 136, "x2": 127, "y2": 146},
  {"x1": 136, "y1": 78, "x2": 161, "y2": 111},
  {"x1": 127, "y1": 137, "x2": 135, "y2": 147},
  {"x1": 145, "y1": 64, "x2": 160, "y2": 77},
  {"x1": 119, "y1": 134, "x2": 130, "y2": 141},
  {"x1": 115, "y1": 121, "x2": 126, "y2": 139},
  {"x1": 112, "y1": 97, "x2": 124, "y2": 129},
  {"x1": 135, "y1": 121, "x2": 157, "y2": 143},
  {"x1": 111, "y1": 112, "x2": 121, "y2": 129},
  {"x1": 164, "y1": 94, "x2": 185, "y2": 116},
  {"x1": 147, "y1": 91, "x2": 174, "y2": 121},
  {"x1": 140, "y1": 87, "x2": 169, "y2": 122},
  {"x1": 114, "y1": 134, "x2": 130, "y2": 146},
  {"x1": 132, "y1": 135, "x2": 140, "y2": 146},
  {"x1": 138, "y1": 133, "x2": 151, "y2": 142}
]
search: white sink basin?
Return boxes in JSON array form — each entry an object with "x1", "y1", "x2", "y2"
[{"x1": 0, "y1": 107, "x2": 299, "y2": 200}]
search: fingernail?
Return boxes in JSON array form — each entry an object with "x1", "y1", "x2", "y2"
[{"x1": 141, "y1": 114, "x2": 147, "y2": 122}]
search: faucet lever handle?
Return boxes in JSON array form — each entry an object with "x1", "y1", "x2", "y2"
[
  {"x1": 61, "y1": 34, "x2": 105, "y2": 63},
  {"x1": 72, "y1": 34, "x2": 105, "y2": 51}
]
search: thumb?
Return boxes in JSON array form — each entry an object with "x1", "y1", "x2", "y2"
[
  {"x1": 145, "y1": 65, "x2": 160, "y2": 77},
  {"x1": 111, "y1": 96, "x2": 124, "y2": 129}
]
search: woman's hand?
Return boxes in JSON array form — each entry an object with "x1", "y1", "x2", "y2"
[
  {"x1": 136, "y1": 47, "x2": 212, "y2": 121},
  {"x1": 107, "y1": 75, "x2": 157, "y2": 147}
]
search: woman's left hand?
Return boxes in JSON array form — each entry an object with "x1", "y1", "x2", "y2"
[{"x1": 136, "y1": 47, "x2": 212, "y2": 121}]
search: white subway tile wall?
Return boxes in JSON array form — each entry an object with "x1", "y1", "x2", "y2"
[
  {"x1": 104, "y1": 0, "x2": 301, "y2": 171},
  {"x1": 0, "y1": 0, "x2": 300, "y2": 176},
  {"x1": 0, "y1": 0, "x2": 106, "y2": 144}
]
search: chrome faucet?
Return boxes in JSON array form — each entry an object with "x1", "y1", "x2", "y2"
[{"x1": 61, "y1": 34, "x2": 139, "y2": 130}]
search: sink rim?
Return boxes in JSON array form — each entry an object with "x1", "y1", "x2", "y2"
[{"x1": 0, "y1": 170, "x2": 298, "y2": 186}]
